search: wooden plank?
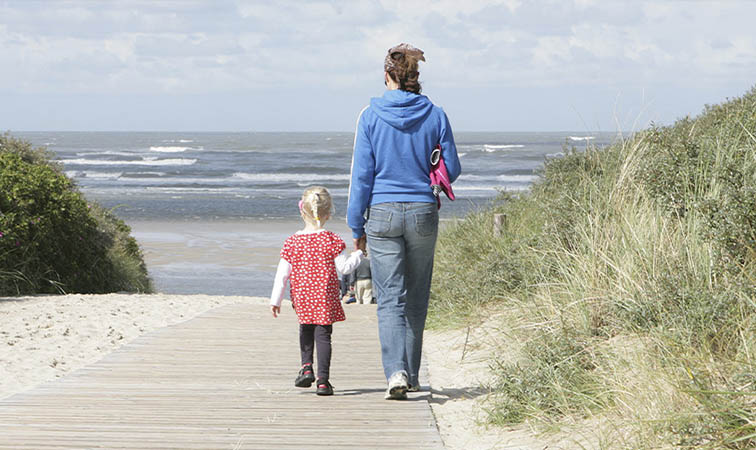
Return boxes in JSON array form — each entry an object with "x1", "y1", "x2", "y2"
[{"x1": 0, "y1": 303, "x2": 444, "y2": 449}]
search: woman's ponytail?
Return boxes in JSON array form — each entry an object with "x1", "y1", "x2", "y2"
[{"x1": 384, "y1": 43, "x2": 425, "y2": 95}]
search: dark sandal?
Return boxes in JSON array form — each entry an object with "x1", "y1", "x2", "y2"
[
  {"x1": 316, "y1": 379, "x2": 334, "y2": 396},
  {"x1": 295, "y1": 364, "x2": 316, "y2": 387}
]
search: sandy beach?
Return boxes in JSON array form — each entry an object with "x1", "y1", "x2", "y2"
[{"x1": 129, "y1": 219, "x2": 356, "y2": 296}]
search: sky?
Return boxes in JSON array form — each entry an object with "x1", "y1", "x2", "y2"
[{"x1": 1, "y1": 0, "x2": 755, "y2": 132}]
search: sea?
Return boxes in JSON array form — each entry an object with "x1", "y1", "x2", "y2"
[{"x1": 16, "y1": 131, "x2": 617, "y2": 296}]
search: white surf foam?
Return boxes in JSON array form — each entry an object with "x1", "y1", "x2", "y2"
[
  {"x1": 150, "y1": 146, "x2": 192, "y2": 153},
  {"x1": 76, "y1": 151, "x2": 136, "y2": 157},
  {"x1": 483, "y1": 144, "x2": 525, "y2": 152},
  {"x1": 145, "y1": 187, "x2": 235, "y2": 193},
  {"x1": 484, "y1": 144, "x2": 525, "y2": 149},
  {"x1": 453, "y1": 185, "x2": 530, "y2": 192},
  {"x1": 459, "y1": 174, "x2": 537, "y2": 183},
  {"x1": 64, "y1": 170, "x2": 122, "y2": 180},
  {"x1": 568, "y1": 136, "x2": 595, "y2": 141},
  {"x1": 232, "y1": 173, "x2": 350, "y2": 182},
  {"x1": 60, "y1": 158, "x2": 197, "y2": 166},
  {"x1": 83, "y1": 171, "x2": 122, "y2": 180},
  {"x1": 128, "y1": 171, "x2": 167, "y2": 177}
]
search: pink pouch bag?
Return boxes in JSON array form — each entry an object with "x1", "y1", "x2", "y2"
[{"x1": 429, "y1": 145, "x2": 455, "y2": 209}]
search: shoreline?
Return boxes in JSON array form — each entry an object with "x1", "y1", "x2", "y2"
[
  {"x1": 127, "y1": 217, "x2": 459, "y2": 297},
  {"x1": 128, "y1": 219, "x2": 354, "y2": 296}
]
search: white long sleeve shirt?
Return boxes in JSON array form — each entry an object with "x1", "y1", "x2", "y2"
[{"x1": 269, "y1": 230, "x2": 364, "y2": 307}]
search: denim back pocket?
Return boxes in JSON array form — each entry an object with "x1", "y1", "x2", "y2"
[
  {"x1": 414, "y1": 209, "x2": 438, "y2": 237},
  {"x1": 367, "y1": 208, "x2": 392, "y2": 236}
]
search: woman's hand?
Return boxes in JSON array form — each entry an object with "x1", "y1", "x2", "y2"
[
  {"x1": 270, "y1": 305, "x2": 281, "y2": 318},
  {"x1": 354, "y1": 234, "x2": 366, "y2": 252}
]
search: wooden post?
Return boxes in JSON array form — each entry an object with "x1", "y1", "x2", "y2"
[{"x1": 494, "y1": 213, "x2": 506, "y2": 237}]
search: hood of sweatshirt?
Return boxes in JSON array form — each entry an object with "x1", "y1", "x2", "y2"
[{"x1": 369, "y1": 90, "x2": 434, "y2": 131}]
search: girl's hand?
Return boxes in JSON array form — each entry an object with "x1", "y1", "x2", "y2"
[
  {"x1": 354, "y1": 234, "x2": 366, "y2": 252},
  {"x1": 271, "y1": 305, "x2": 281, "y2": 318}
]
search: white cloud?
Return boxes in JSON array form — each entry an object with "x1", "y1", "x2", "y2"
[
  {"x1": 1, "y1": 0, "x2": 756, "y2": 130},
  {"x1": 2, "y1": 0, "x2": 754, "y2": 95}
]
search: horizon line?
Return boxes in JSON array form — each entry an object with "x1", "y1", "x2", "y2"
[{"x1": 8, "y1": 129, "x2": 629, "y2": 134}]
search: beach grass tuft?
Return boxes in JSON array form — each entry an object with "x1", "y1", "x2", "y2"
[{"x1": 429, "y1": 86, "x2": 756, "y2": 448}]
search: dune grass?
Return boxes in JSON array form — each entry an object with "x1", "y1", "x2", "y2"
[{"x1": 429, "y1": 87, "x2": 756, "y2": 448}]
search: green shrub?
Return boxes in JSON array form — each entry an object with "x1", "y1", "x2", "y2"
[
  {"x1": 639, "y1": 89, "x2": 756, "y2": 267},
  {"x1": 430, "y1": 87, "x2": 756, "y2": 448},
  {"x1": 0, "y1": 134, "x2": 151, "y2": 295}
]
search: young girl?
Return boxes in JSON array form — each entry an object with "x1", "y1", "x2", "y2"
[{"x1": 270, "y1": 186, "x2": 363, "y2": 396}]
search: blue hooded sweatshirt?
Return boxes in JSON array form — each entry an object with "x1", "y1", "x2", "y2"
[{"x1": 347, "y1": 90, "x2": 461, "y2": 239}]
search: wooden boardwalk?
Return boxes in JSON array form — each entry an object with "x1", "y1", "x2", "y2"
[{"x1": 0, "y1": 303, "x2": 443, "y2": 449}]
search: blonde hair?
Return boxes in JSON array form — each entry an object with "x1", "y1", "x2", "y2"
[{"x1": 300, "y1": 186, "x2": 333, "y2": 228}]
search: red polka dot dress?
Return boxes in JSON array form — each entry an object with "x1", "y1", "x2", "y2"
[{"x1": 280, "y1": 230, "x2": 346, "y2": 325}]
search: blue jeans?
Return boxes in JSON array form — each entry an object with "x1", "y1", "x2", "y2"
[{"x1": 366, "y1": 202, "x2": 438, "y2": 386}]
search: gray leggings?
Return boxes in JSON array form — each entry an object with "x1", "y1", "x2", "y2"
[{"x1": 299, "y1": 324, "x2": 333, "y2": 380}]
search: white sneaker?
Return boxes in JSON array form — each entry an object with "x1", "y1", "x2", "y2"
[{"x1": 385, "y1": 371, "x2": 408, "y2": 400}]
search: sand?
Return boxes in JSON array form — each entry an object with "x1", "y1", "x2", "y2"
[
  {"x1": 128, "y1": 219, "x2": 356, "y2": 296},
  {"x1": 424, "y1": 317, "x2": 559, "y2": 450}
]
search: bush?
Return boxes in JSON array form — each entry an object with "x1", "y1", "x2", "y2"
[
  {"x1": 0, "y1": 133, "x2": 151, "y2": 295},
  {"x1": 639, "y1": 89, "x2": 756, "y2": 267},
  {"x1": 430, "y1": 87, "x2": 756, "y2": 448}
]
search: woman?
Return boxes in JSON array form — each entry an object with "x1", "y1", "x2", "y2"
[{"x1": 347, "y1": 43, "x2": 461, "y2": 400}]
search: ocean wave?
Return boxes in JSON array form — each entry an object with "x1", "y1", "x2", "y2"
[
  {"x1": 458, "y1": 152, "x2": 467, "y2": 158},
  {"x1": 459, "y1": 174, "x2": 537, "y2": 183},
  {"x1": 110, "y1": 176, "x2": 226, "y2": 185},
  {"x1": 126, "y1": 171, "x2": 167, "y2": 177},
  {"x1": 546, "y1": 152, "x2": 565, "y2": 158},
  {"x1": 483, "y1": 144, "x2": 525, "y2": 151},
  {"x1": 145, "y1": 187, "x2": 236, "y2": 193},
  {"x1": 232, "y1": 172, "x2": 350, "y2": 182},
  {"x1": 76, "y1": 151, "x2": 136, "y2": 157},
  {"x1": 59, "y1": 158, "x2": 197, "y2": 166},
  {"x1": 94, "y1": 173, "x2": 351, "y2": 186},
  {"x1": 65, "y1": 171, "x2": 123, "y2": 180},
  {"x1": 149, "y1": 146, "x2": 195, "y2": 153},
  {"x1": 568, "y1": 136, "x2": 595, "y2": 141},
  {"x1": 454, "y1": 185, "x2": 530, "y2": 192}
]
